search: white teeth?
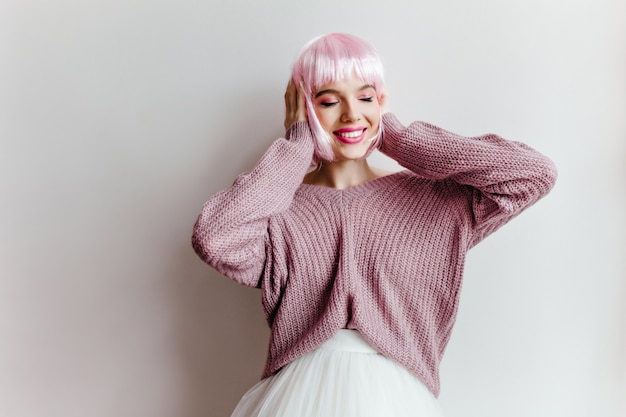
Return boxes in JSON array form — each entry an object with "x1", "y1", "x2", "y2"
[{"x1": 336, "y1": 130, "x2": 363, "y2": 138}]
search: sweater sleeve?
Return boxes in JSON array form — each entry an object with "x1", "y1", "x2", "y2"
[
  {"x1": 192, "y1": 122, "x2": 314, "y2": 287},
  {"x1": 379, "y1": 113, "x2": 557, "y2": 246}
]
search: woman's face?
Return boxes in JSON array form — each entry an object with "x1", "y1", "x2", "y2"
[{"x1": 312, "y1": 76, "x2": 381, "y2": 161}]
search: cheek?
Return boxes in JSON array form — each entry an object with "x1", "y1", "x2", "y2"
[
  {"x1": 367, "y1": 105, "x2": 381, "y2": 127},
  {"x1": 314, "y1": 110, "x2": 334, "y2": 131}
]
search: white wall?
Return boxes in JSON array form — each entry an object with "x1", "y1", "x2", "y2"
[{"x1": 1, "y1": 1, "x2": 624, "y2": 416}]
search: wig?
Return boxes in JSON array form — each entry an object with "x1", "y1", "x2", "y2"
[{"x1": 291, "y1": 33, "x2": 385, "y2": 163}]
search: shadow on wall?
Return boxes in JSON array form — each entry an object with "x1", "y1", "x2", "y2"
[
  {"x1": 162, "y1": 86, "x2": 281, "y2": 417},
  {"x1": 165, "y1": 233, "x2": 270, "y2": 417},
  {"x1": 200, "y1": 85, "x2": 284, "y2": 187}
]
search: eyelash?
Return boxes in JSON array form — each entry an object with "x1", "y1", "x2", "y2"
[{"x1": 319, "y1": 97, "x2": 374, "y2": 107}]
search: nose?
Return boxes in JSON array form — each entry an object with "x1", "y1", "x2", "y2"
[{"x1": 340, "y1": 101, "x2": 360, "y2": 123}]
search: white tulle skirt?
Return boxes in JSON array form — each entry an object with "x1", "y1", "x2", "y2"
[{"x1": 230, "y1": 329, "x2": 444, "y2": 417}]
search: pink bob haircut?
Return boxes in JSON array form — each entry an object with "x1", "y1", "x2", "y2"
[{"x1": 290, "y1": 33, "x2": 385, "y2": 163}]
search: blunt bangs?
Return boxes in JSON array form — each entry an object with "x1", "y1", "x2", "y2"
[{"x1": 294, "y1": 33, "x2": 384, "y2": 97}]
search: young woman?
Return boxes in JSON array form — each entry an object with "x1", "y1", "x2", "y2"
[{"x1": 192, "y1": 33, "x2": 557, "y2": 417}]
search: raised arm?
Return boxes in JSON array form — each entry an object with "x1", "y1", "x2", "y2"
[
  {"x1": 379, "y1": 113, "x2": 557, "y2": 245},
  {"x1": 192, "y1": 80, "x2": 313, "y2": 286},
  {"x1": 192, "y1": 123, "x2": 313, "y2": 287}
]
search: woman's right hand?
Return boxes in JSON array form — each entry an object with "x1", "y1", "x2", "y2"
[
  {"x1": 379, "y1": 85, "x2": 391, "y2": 115},
  {"x1": 284, "y1": 79, "x2": 308, "y2": 131}
]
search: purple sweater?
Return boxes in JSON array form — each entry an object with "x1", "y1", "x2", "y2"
[{"x1": 192, "y1": 113, "x2": 557, "y2": 396}]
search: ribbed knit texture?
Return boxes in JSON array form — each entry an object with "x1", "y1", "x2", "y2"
[{"x1": 192, "y1": 113, "x2": 557, "y2": 397}]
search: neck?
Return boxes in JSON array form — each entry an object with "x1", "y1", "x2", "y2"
[{"x1": 304, "y1": 159, "x2": 380, "y2": 190}]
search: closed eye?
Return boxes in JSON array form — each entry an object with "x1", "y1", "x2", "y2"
[
  {"x1": 319, "y1": 102, "x2": 338, "y2": 107},
  {"x1": 360, "y1": 97, "x2": 374, "y2": 102}
]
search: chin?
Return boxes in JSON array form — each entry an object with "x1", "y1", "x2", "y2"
[
  {"x1": 333, "y1": 144, "x2": 371, "y2": 161},
  {"x1": 335, "y1": 152, "x2": 369, "y2": 161}
]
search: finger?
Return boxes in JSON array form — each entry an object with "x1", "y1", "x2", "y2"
[
  {"x1": 284, "y1": 79, "x2": 295, "y2": 111},
  {"x1": 284, "y1": 79, "x2": 297, "y2": 130},
  {"x1": 295, "y1": 82, "x2": 308, "y2": 122},
  {"x1": 379, "y1": 85, "x2": 391, "y2": 114}
]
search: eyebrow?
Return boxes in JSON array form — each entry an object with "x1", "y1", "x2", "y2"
[{"x1": 314, "y1": 84, "x2": 375, "y2": 98}]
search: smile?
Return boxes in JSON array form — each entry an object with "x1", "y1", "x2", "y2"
[{"x1": 333, "y1": 128, "x2": 367, "y2": 144}]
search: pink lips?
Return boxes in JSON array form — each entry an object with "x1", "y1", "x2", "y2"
[{"x1": 333, "y1": 127, "x2": 367, "y2": 144}]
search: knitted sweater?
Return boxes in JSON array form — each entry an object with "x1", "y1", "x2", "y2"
[{"x1": 192, "y1": 113, "x2": 557, "y2": 397}]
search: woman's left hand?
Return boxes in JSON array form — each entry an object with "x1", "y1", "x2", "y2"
[
  {"x1": 379, "y1": 85, "x2": 391, "y2": 115},
  {"x1": 284, "y1": 79, "x2": 308, "y2": 131}
]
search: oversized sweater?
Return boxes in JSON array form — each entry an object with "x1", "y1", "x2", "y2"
[{"x1": 192, "y1": 113, "x2": 557, "y2": 397}]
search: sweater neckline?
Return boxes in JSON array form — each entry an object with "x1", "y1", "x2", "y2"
[{"x1": 296, "y1": 170, "x2": 408, "y2": 200}]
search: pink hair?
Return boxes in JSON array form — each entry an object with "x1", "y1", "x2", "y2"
[{"x1": 290, "y1": 33, "x2": 385, "y2": 163}]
